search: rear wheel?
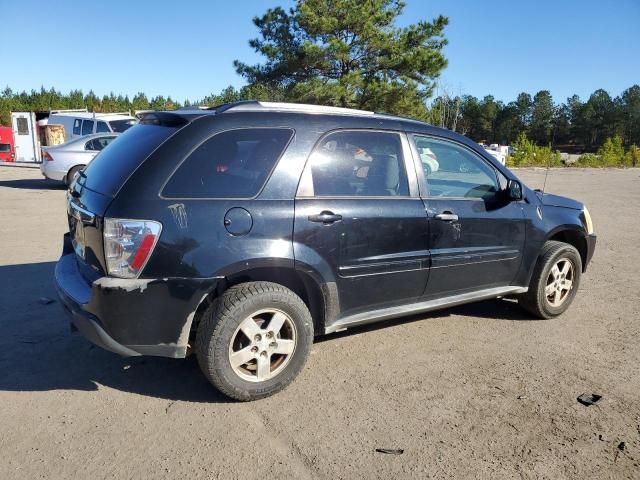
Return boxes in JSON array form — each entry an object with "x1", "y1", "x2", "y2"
[
  {"x1": 195, "y1": 282, "x2": 313, "y2": 401},
  {"x1": 66, "y1": 165, "x2": 85, "y2": 186},
  {"x1": 519, "y1": 240, "x2": 582, "y2": 319}
]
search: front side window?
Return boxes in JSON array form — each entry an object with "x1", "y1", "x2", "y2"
[
  {"x1": 301, "y1": 130, "x2": 408, "y2": 197},
  {"x1": 413, "y1": 135, "x2": 502, "y2": 199},
  {"x1": 163, "y1": 128, "x2": 293, "y2": 198},
  {"x1": 81, "y1": 120, "x2": 94, "y2": 135},
  {"x1": 73, "y1": 119, "x2": 82, "y2": 135},
  {"x1": 96, "y1": 121, "x2": 110, "y2": 133}
]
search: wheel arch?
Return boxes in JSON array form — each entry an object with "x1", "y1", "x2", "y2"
[
  {"x1": 66, "y1": 164, "x2": 86, "y2": 184},
  {"x1": 546, "y1": 226, "x2": 588, "y2": 272},
  {"x1": 188, "y1": 266, "x2": 327, "y2": 343}
]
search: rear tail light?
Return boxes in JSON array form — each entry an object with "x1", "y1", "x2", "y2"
[
  {"x1": 43, "y1": 151, "x2": 54, "y2": 161},
  {"x1": 103, "y1": 218, "x2": 162, "y2": 278}
]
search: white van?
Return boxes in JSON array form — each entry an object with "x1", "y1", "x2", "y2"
[{"x1": 47, "y1": 110, "x2": 137, "y2": 141}]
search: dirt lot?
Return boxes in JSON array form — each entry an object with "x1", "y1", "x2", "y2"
[{"x1": 0, "y1": 166, "x2": 638, "y2": 479}]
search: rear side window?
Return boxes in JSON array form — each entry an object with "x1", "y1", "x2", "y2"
[
  {"x1": 96, "y1": 121, "x2": 110, "y2": 133},
  {"x1": 81, "y1": 120, "x2": 94, "y2": 135},
  {"x1": 73, "y1": 119, "x2": 81, "y2": 135},
  {"x1": 163, "y1": 128, "x2": 293, "y2": 198},
  {"x1": 81, "y1": 125, "x2": 177, "y2": 196},
  {"x1": 0, "y1": 143, "x2": 10, "y2": 152}
]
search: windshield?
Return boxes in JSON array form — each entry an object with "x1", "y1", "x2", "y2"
[
  {"x1": 81, "y1": 124, "x2": 177, "y2": 196},
  {"x1": 109, "y1": 119, "x2": 138, "y2": 133}
]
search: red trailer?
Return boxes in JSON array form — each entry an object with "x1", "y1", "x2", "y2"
[{"x1": 0, "y1": 126, "x2": 15, "y2": 162}]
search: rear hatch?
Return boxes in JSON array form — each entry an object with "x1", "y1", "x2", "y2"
[{"x1": 66, "y1": 122, "x2": 182, "y2": 276}]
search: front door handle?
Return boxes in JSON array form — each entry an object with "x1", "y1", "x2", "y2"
[
  {"x1": 308, "y1": 211, "x2": 343, "y2": 224},
  {"x1": 435, "y1": 212, "x2": 459, "y2": 222}
]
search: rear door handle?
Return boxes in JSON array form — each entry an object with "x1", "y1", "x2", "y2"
[
  {"x1": 308, "y1": 211, "x2": 343, "y2": 224},
  {"x1": 435, "y1": 212, "x2": 459, "y2": 222}
]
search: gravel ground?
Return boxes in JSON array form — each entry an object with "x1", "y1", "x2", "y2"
[{"x1": 0, "y1": 167, "x2": 638, "y2": 479}]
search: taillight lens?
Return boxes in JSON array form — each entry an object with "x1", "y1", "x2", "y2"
[
  {"x1": 103, "y1": 218, "x2": 162, "y2": 278},
  {"x1": 43, "y1": 151, "x2": 54, "y2": 161}
]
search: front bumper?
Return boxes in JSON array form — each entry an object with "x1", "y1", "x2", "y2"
[{"x1": 55, "y1": 234, "x2": 220, "y2": 358}]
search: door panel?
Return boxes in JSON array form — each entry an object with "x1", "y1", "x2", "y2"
[
  {"x1": 11, "y1": 112, "x2": 37, "y2": 162},
  {"x1": 295, "y1": 198, "x2": 429, "y2": 316},
  {"x1": 424, "y1": 198, "x2": 525, "y2": 297},
  {"x1": 293, "y1": 130, "x2": 430, "y2": 321},
  {"x1": 410, "y1": 134, "x2": 526, "y2": 298}
]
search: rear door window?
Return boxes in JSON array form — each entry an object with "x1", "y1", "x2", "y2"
[
  {"x1": 73, "y1": 119, "x2": 82, "y2": 135},
  {"x1": 81, "y1": 120, "x2": 94, "y2": 135},
  {"x1": 300, "y1": 130, "x2": 409, "y2": 197},
  {"x1": 162, "y1": 128, "x2": 293, "y2": 198},
  {"x1": 96, "y1": 121, "x2": 110, "y2": 133}
]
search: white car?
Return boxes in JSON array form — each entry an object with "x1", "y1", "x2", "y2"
[
  {"x1": 483, "y1": 145, "x2": 507, "y2": 165},
  {"x1": 40, "y1": 133, "x2": 119, "y2": 185},
  {"x1": 418, "y1": 147, "x2": 440, "y2": 174},
  {"x1": 47, "y1": 111, "x2": 136, "y2": 142}
]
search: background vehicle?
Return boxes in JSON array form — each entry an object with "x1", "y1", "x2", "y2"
[
  {"x1": 10, "y1": 112, "x2": 40, "y2": 162},
  {"x1": 47, "y1": 111, "x2": 137, "y2": 141},
  {"x1": 0, "y1": 126, "x2": 15, "y2": 162},
  {"x1": 41, "y1": 133, "x2": 119, "y2": 185},
  {"x1": 55, "y1": 101, "x2": 596, "y2": 401}
]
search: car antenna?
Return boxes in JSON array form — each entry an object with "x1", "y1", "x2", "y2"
[{"x1": 541, "y1": 151, "x2": 551, "y2": 197}]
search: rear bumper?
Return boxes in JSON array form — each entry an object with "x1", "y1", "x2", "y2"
[
  {"x1": 55, "y1": 233, "x2": 221, "y2": 358},
  {"x1": 40, "y1": 161, "x2": 66, "y2": 182}
]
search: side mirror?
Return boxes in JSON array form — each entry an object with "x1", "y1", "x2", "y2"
[{"x1": 507, "y1": 179, "x2": 523, "y2": 201}]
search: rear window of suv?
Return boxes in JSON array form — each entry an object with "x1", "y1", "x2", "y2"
[
  {"x1": 81, "y1": 124, "x2": 178, "y2": 196},
  {"x1": 162, "y1": 128, "x2": 293, "y2": 199}
]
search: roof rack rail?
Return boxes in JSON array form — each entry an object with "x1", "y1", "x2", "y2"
[
  {"x1": 206, "y1": 100, "x2": 261, "y2": 113},
  {"x1": 218, "y1": 101, "x2": 374, "y2": 116},
  {"x1": 49, "y1": 108, "x2": 88, "y2": 114},
  {"x1": 90, "y1": 111, "x2": 132, "y2": 117},
  {"x1": 177, "y1": 105, "x2": 212, "y2": 111}
]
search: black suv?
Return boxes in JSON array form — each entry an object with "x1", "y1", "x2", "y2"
[{"x1": 56, "y1": 101, "x2": 596, "y2": 401}]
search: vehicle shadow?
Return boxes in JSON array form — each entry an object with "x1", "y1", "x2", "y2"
[
  {"x1": 0, "y1": 261, "x2": 230, "y2": 403},
  {"x1": 0, "y1": 178, "x2": 67, "y2": 190}
]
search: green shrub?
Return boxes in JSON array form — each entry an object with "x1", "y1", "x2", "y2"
[
  {"x1": 597, "y1": 135, "x2": 627, "y2": 166},
  {"x1": 506, "y1": 132, "x2": 561, "y2": 167},
  {"x1": 576, "y1": 153, "x2": 601, "y2": 167}
]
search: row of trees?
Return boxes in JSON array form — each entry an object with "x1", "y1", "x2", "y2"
[
  {"x1": 2, "y1": 83, "x2": 637, "y2": 153},
  {"x1": 429, "y1": 86, "x2": 640, "y2": 151}
]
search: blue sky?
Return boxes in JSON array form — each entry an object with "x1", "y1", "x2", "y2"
[{"x1": 3, "y1": 0, "x2": 639, "y2": 104}]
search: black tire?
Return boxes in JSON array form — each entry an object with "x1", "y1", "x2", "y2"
[
  {"x1": 66, "y1": 165, "x2": 85, "y2": 186},
  {"x1": 195, "y1": 281, "x2": 314, "y2": 401},
  {"x1": 519, "y1": 240, "x2": 582, "y2": 319}
]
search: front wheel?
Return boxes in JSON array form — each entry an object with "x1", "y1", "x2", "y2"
[
  {"x1": 519, "y1": 240, "x2": 582, "y2": 319},
  {"x1": 195, "y1": 282, "x2": 313, "y2": 401}
]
